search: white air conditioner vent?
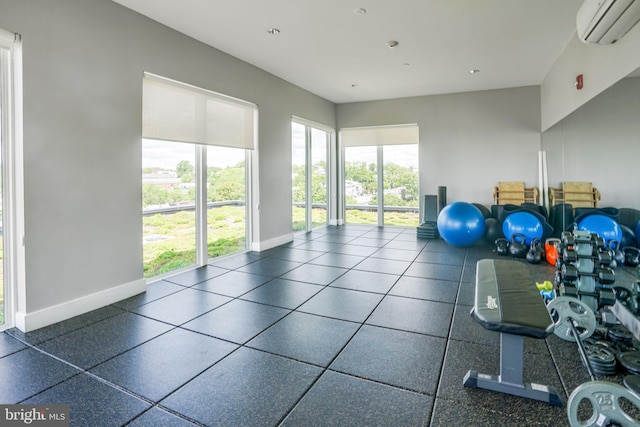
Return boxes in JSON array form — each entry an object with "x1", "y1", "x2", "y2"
[{"x1": 577, "y1": 0, "x2": 640, "y2": 44}]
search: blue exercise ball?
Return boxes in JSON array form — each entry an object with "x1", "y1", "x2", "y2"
[
  {"x1": 437, "y1": 202, "x2": 486, "y2": 247},
  {"x1": 578, "y1": 214, "x2": 623, "y2": 246},
  {"x1": 502, "y1": 211, "x2": 543, "y2": 246}
]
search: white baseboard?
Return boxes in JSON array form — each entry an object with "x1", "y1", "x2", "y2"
[
  {"x1": 251, "y1": 233, "x2": 294, "y2": 252},
  {"x1": 15, "y1": 278, "x2": 147, "y2": 332}
]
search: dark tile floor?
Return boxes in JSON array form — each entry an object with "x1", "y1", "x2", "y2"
[{"x1": 2, "y1": 224, "x2": 640, "y2": 426}]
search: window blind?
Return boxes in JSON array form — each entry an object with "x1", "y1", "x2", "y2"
[
  {"x1": 142, "y1": 73, "x2": 257, "y2": 150},
  {"x1": 340, "y1": 124, "x2": 418, "y2": 147},
  {"x1": 0, "y1": 29, "x2": 17, "y2": 47}
]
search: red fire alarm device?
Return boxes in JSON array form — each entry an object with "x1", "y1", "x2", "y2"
[{"x1": 576, "y1": 74, "x2": 584, "y2": 90}]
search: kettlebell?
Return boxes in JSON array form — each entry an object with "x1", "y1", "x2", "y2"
[
  {"x1": 508, "y1": 233, "x2": 527, "y2": 258},
  {"x1": 545, "y1": 238, "x2": 561, "y2": 266},
  {"x1": 609, "y1": 240, "x2": 625, "y2": 266},
  {"x1": 624, "y1": 247, "x2": 640, "y2": 267},
  {"x1": 495, "y1": 238, "x2": 510, "y2": 256},
  {"x1": 526, "y1": 238, "x2": 543, "y2": 264}
]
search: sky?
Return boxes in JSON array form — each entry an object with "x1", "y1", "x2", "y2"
[
  {"x1": 142, "y1": 139, "x2": 245, "y2": 170},
  {"x1": 292, "y1": 123, "x2": 418, "y2": 168},
  {"x1": 144, "y1": 126, "x2": 419, "y2": 172}
]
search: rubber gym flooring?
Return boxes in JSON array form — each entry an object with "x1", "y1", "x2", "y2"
[{"x1": 2, "y1": 224, "x2": 639, "y2": 426}]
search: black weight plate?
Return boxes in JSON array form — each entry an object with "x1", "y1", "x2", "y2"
[
  {"x1": 591, "y1": 366, "x2": 618, "y2": 376},
  {"x1": 591, "y1": 329, "x2": 606, "y2": 341},
  {"x1": 585, "y1": 344, "x2": 617, "y2": 365},
  {"x1": 624, "y1": 375, "x2": 640, "y2": 396},
  {"x1": 618, "y1": 351, "x2": 640, "y2": 375},
  {"x1": 609, "y1": 325, "x2": 634, "y2": 342},
  {"x1": 613, "y1": 341, "x2": 640, "y2": 355},
  {"x1": 585, "y1": 354, "x2": 618, "y2": 372}
]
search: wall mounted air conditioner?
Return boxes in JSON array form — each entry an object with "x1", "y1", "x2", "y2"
[{"x1": 577, "y1": 0, "x2": 640, "y2": 44}]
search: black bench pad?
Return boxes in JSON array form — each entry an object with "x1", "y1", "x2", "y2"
[{"x1": 473, "y1": 259, "x2": 554, "y2": 339}]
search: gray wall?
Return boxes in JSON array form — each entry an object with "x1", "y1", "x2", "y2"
[
  {"x1": 0, "y1": 0, "x2": 334, "y2": 323},
  {"x1": 541, "y1": 30, "x2": 640, "y2": 131},
  {"x1": 543, "y1": 76, "x2": 640, "y2": 210},
  {"x1": 4, "y1": 0, "x2": 637, "y2": 329},
  {"x1": 337, "y1": 86, "x2": 542, "y2": 208}
]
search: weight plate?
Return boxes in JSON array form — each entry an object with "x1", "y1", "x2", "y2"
[
  {"x1": 618, "y1": 352, "x2": 640, "y2": 375},
  {"x1": 611, "y1": 341, "x2": 638, "y2": 356},
  {"x1": 609, "y1": 326, "x2": 634, "y2": 343},
  {"x1": 624, "y1": 375, "x2": 640, "y2": 397},
  {"x1": 585, "y1": 344, "x2": 617, "y2": 366},
  {"x1": 547, "y1": 296, "x2": 597, "y2": 342},
  {"x1": 567, "y1": 380, "x2": 640, "y2": 427}
]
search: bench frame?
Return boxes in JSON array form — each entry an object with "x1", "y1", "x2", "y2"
[
  {"x1": 463, "y1": 333, "x2": 563, "y2": 406},
  {"x1": 463, "y1": 259, "x2": 563, "y2": 407}
]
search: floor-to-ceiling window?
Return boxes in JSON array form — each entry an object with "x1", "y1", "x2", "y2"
[
  {"x1": 0, "y1": 29, "x2": 24, "y2": 329},
  {"x1": 206, "y1": 146, "x2": 247, "y2": 258},
  {"x1": 292, "y1": 119, "x2": 332, "y2": 232},
  {"x1": 382, "y1": 144, "x2": 419, "y2": 226},
  {"x1": 142, "y1": 73, "x2": 255, "y2": 279},
  {"x1": 341, "y1": 125, "x2": 419, "y2": 227},
  {"x1": 291, "y1": 122, "x2": 307, "y2": 231},
  {"x1": 344, "y1": 146, "x2": 378, "y2": 225},
  {"x1": 142, "y1": 141, "x2": 197, "y2": 277}
]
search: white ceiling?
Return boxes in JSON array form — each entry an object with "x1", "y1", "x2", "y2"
[{"x1": 112, "y1": 0, "x2": 585, "y2": 104}]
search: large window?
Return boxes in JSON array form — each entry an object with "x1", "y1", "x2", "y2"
[
  {"x1": 142, "y1": 141, "x2": 197, "y2": 277},
  {"x1": 0, "y1": 29, "x2": 24, "y2": 330},
  {"x1": 142, "y1": 74, "x2": 255, "y2": 279},
  {"x1": 206, "y1": 146, "x2": 246, "y2": 258},
  {"x1": 292, "y1": 119, "x2": 331, "y2": 232},
  {"x1": 342, "y1": 125, "x2": 419, "y2": 227}
]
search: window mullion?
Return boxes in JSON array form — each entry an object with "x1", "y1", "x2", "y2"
[
  {"x1": 377, "y1": 146, "x2": 384, "y2": 226},
  {"x1": 305, "y1": 126, "x2": 312, "y2": 232},
  {"x1": 195, "y1": 145, "x2": 207, "y2": 266}
]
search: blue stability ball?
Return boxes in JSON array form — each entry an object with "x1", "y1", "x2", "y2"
[
  {"x1": 502, "y1": 211, "x2": 543, "y2": 245},
  {"x1": 578, "y1": 214, "x2": 623, "y2": 246},
  {"x1": 437, "y1": 202, "x2": 486, "y2": 247}
]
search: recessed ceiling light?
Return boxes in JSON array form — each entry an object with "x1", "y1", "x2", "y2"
[
  {"x1": 353, "y1": 8, "x2": 367, "y2": 16},
  {"x1": 469, "y1": 69, "x2": 480, "y2": 74},
  {"x1": 267, "y1": 28, "x2": 281, "y2": 35},
  {"x1": 351, "y1": 84, "x2": 358, "y2": 88},
  {"x1": 403, "y1": 63, "x2": 410, "y2": 67},
  {"x1": 386, "y1": 40, "x2": 399, "y2": 49}
]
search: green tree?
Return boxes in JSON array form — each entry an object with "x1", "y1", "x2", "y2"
[
  {"x1": 142, "y1": 183, "x2": 169, "y2": 207},
  {"x1": 176, "y1": 160, "x2": 194, "y2": 183},
  {"x1": 292, "y1": 164, "x2": 306, "y2": 203},
  {"x1": 291, "y1": 164, "x2": 327, "y2": 205},
  {"x1": 345, "y1": 161, "x2": 376, "y2": 194},
  {"x1": 383, "y1": 163, "x2": 418, "y2": 203},
  {"x1": 209, "y1": 166, "x2": 245, "y2": 201}
]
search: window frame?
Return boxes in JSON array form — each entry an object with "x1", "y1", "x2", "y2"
[{"x1": 0, "y1": 30, "x2": 25, "y2": 331}]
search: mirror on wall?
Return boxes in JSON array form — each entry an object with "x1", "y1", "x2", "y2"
[{"x1": 541, "y1": 67, "x2": 640, "y2": 242}]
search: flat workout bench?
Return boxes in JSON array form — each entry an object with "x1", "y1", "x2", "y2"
[{"x1": 463, "y1": 259, "x2": 563, "y2": 406}]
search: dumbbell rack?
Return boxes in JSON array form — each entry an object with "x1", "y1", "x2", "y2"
[{"x1": 554, "y1": 230, "x2": 616, "y2": 313}]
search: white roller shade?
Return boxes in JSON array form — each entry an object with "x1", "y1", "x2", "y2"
[
  {"x1": 341, "y1": 124, "x2": 418, "y2": 147},
  {"x1": 143, "y1": 73, "x2": 256, "y2": 149},
  {"x1": 0, "y1": 29, "x2": 18, "y2": 47}
]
